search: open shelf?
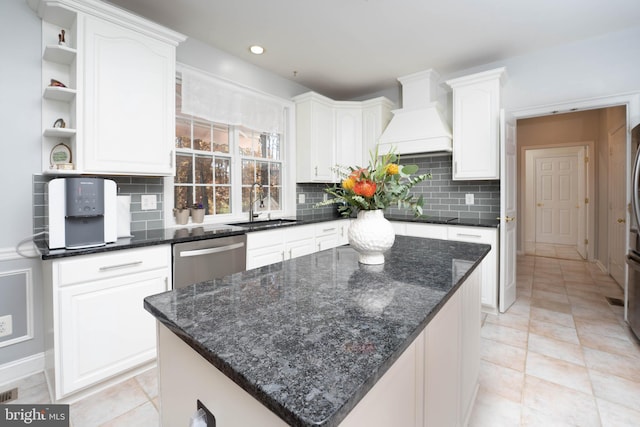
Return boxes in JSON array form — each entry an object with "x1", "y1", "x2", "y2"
[
  {"x1": 43, "y1": 86, "x2": 76, "y2": 102},
  {"x1": 43, "y1": 128, "x2": 76, "y2": 138},
  {"x1": 43, "y1": 44, "x2": 76, "y2": 64}
]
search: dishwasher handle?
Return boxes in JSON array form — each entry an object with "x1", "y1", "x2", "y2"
[{"x1": 179, "y1": 242, "x2": 245, "y2": 258}]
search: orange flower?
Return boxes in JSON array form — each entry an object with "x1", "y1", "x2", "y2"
[
  {"x1": 342, "y1": 177, "x2": 356, "y2": 190},
  {"x1": 385, "y1": 163, "x2": 399, "y2": 175},
  {"x1": 353, "y1": 180, "x2": 377, "y2": 198}
]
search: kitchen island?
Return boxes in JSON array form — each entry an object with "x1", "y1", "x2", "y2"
[{"x1": 144, "y1": 236, "x2": 490, "y2": 426}]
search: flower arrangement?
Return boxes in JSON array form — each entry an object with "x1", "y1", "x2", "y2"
[{"x1": 317, "y1": 146, "x2": 432, "y2": 217}]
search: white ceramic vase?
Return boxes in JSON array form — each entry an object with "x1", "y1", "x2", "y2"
[{"x1": 348, "y1": 210, "x2": 395, "y2": 264}]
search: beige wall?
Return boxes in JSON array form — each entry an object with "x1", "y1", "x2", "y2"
[{"x1": 516, "y1": 106, "x2": 626, "y2": 265}]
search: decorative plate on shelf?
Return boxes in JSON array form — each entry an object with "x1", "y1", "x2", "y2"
[{"x1": 50, "y1": 143, "x2": 72, "y2": 168}]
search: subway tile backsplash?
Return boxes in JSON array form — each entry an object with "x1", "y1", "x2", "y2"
[
  {"x1": 295, "y1": 155, "x2": 500, "y2": 220},
  {"x1": 33, "y1": 155, "x2": 498, "y2": 235},
  {"x1": 33, "y1": 175, "x2": 164, "y2": 235}
]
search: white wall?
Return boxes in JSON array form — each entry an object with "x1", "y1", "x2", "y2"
[
  {"x1": 439, "y1": 25, "x2": 640, "y2": 123},
  {"x1": 0, "y1": 0, "x2": 45, "y2": 367},
  {"x1": 177, "y1": 37, "x2": 311, "y2": 100}
]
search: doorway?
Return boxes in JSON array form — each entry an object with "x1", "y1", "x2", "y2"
[
  {"x1": 516, "y1": 104, "x2": 629, "y2": 287},
  {"x1": 524, "y1": 145, "x2": 589, "y2": 260}
]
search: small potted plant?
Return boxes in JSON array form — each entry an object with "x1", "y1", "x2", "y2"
[
  {"x1": 190, "y1": 202, "x2": 205, "y2": 224},
  {"x1": 173, "y1": 203, "x2": 190, "y2": 225}
]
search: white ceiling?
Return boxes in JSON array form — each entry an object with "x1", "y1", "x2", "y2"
[{"x1": 105, "y1": 0, "x2": 640, "y2": 100}]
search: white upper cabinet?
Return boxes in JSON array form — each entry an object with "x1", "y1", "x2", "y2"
[
  {"x1": 294, "y1": 92, "x2": 336, "y2": 182},
  {"x1": 446, "y1": 68, "x2": 506, "y2": 180},
  {"x1": 82, "y1": 15, "x2": 177, "y2": 175},
  {"x1": 293, "y1": 92, "x2": 393, "y2": 183},
  {"x1": 30, "y1": 0, "x2": 186, "y2": 176},
  {"x1": 361, "y1": 97, "x2": 394, "y2": 163},
  {"x1": 335, "y1": 104, "x2": 363, "y2": 169}
]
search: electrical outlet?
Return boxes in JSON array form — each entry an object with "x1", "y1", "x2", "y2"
[
  {"x1": 0, "y1": 315, "x2": 12, "y2": 338},
  {"x1": 298, "y1": 193, "x2": 306, "y2": 204},
  {"x1": 323, "y1": 193, "x2": 328, "y2": 202},
  {"x1": 141, "y1": 194, "x2": 157, "y2": 210},
  {"x1": 465, "y1": 194, "x2": 475, "y2": 205}
]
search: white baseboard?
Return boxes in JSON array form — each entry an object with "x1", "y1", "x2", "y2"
[{"x1": 0, "y1": 352, "x2": 45, "y2": 386}]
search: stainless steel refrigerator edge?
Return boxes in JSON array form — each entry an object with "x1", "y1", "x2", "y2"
[{"x1": 626, "y1": 124, "x2": 640, "y2": 339}]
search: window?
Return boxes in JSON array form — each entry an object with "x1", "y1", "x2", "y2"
[{"x1": 174, "y1": 80, "x2": 284, "y2": 220}]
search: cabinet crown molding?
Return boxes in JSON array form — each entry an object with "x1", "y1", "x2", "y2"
[{"x1": 28, "y1": 0, "x2": 187, "y2": 45}]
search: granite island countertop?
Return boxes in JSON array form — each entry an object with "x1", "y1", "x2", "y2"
[{"x1": 144, "y1": 235, "x2": 490, "y2": 427}]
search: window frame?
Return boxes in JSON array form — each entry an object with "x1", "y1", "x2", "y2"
[{"x1": 164, "y1": 66, "x2": 296, "y2": 227}]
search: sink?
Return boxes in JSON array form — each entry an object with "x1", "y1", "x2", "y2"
[{"x1": 227, "y1": 219, "x2": 298, "y2": 228}]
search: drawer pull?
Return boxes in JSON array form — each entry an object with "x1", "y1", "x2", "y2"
[
  {"x1": 99, "y1": 260, "x2": 143, "y2": 272},
  {"x1": 322, "y1": 228, "x2": 336, "y2": 233},
  {"x1": 179, "y1": 243, "x2": 245, "y2": 258},
  {"x1": 455, "y1": 233, "x2": 482, "y2": 239}
]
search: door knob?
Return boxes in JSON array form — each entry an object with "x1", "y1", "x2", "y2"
[
  {"x1": 617, "y1": 218, "x2": 626, "y2": 223},
  {"x1": 536, "y1": 203, "x2": 543, "y2": 207}
]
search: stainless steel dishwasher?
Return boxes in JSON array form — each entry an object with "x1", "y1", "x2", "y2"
[{"x1": 172, "y1": 234, "x2": 246, "y2": 289}]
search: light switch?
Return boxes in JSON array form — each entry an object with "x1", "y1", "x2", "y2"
[
  {"x1": 141, "y1": 194, "x2": 157, "y2": 210},
  {"x1": 465, "y1": 194, "x2": 474, "y2": 205}
]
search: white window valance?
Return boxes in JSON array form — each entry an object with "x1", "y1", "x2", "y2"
[{"x1": 180, "y1": 67, "x2": 284, "y2": 134}]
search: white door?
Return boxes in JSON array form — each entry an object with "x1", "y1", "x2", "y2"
[
  {"x1": 609, "y1": 124, "x2": 627, "y2": 286},
  {"x1": 499, "y1": 110, "x2": 517, "y2": 312},
  {"x1": 535, "y1": 154, "x2": 580, "y2": 245}
]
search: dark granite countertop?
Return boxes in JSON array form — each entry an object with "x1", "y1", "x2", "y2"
[
  {"x1": 36, "y1": 213, "x2": 497, "y2": 260},
  {"x1": 385, "y1": 214, "x2": 500, "y2": 228},
  {"x1": 144, "y1": 236, "x2": 490, "y2": 427}
]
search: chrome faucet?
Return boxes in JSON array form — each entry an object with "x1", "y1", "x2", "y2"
[{"x1": 249, "y1": 182, "x2": 262, "y2": 222}]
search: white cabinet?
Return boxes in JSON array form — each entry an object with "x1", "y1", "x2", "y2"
[
  {"x1": 30, "y1": 0, "x2": 185, "y2": 176},
  {"x1": 285, "y1": 225, "x2": 317, "y2": 260},
  {"x1": 82, "y1": 15, "x2": 177, "y2": 175},
  {"x1": 246, "y1": 224, "x2": 318, "y2": 270},
  {"x1": 423, "y1": 266, "x2": 480, "y2": 427},
  {"x1": 361, "y1": 97, "x2": 395, "y2": 162},
  {"x1": 446, "y1": 68, "x2": 506, "y2": 180},
  {"x1": 335, "y1": 104, "x2": 363, "y2": 169},
  {"x1": 404, "y1": 223, "x2": 448, "y2": 239},
  {"x1": 315, "y1": 220, "x2": 348, "y2": 251},
  {"x1": 43, "y1": 245, "x2": 171, "y2": 401},
  {"x1": 448, "y1": 226, "x2": 499, "y2": 312},
  {"x1": 396, "y1": 220, "x2": 499, "y2": 313},
  {"x1": 294, "y1": 92, "x2": 336, "y2": 182},
  {"x1": 246, "y1": 221, "x2": 351, "y2": 269},
  {"x1": 294, "y1": 92, "x2": 393, "y2": 183},
  {"x1": 246, "y1": 229, "x2": 286, "y2": 270}
]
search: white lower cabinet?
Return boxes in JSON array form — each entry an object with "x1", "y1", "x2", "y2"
[
  {"x1": 404, "y1": 223, "x2": 448, "y2": 239},
  {"x1": 315, "y1": 220, "x2": 349, "y2": 251},
  {"x1": 246, "y1": 220, "x2": 351, "y2": 270},
  {"x1": 396, "y1": 220, "x2": 499, "y2": 313},
  {"x1": 447, "y1": 226, "x2": 498, "y2": 312},
  {"x1": 43, "y1": 245, "x2": 171, "y2": 401}
]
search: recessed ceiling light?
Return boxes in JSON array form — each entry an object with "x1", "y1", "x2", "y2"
[{"x1": 249, "y1": 45, "x2": 265, "y2": 55}]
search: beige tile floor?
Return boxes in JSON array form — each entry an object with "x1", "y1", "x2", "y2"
[
  {"x1": 3, "y1": 250, "x2": 640, "y2": 426},
  {"x1": 469, "y1": 252, "x2": 640, "y2": 427},
  {"x1": 530, "y1": 242, "x2": 585, "y2": 260}
]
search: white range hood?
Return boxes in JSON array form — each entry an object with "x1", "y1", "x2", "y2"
[{"x1": 379, "y1": 69, "x2": 452, "y2": 155}]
